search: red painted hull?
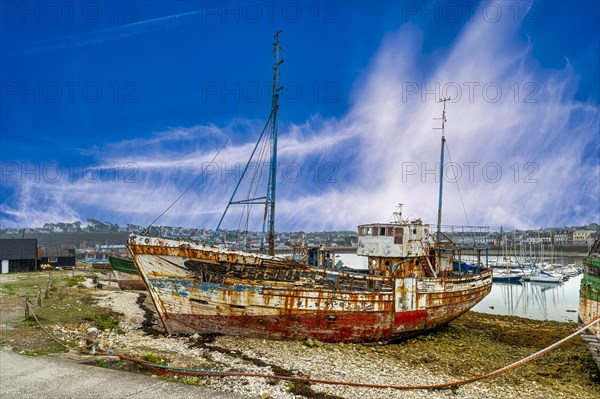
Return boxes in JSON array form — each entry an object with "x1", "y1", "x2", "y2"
[{"x1": 162, "y1": 311, "x2": 395, "y2": 342}]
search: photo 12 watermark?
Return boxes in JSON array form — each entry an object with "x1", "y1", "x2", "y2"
[
  {"x1": 401, "y1": 81, "x2": 539, "y2": 104},
  {"x1": 401, "y1": 161, "x2": 539, "y2": 184},
  {"x1": 1, "y1": 162, "x2": 139, "y2": 184},
  {"x1": 1, "y1": 81, "x2": 140, "y2": 104},
  {"x1": 0, "y1": 1, "x2": 140, "y2": 24},
  {"x1": 400, "y1": 1, "x2": 539, "y2": 24},
  {"x1": 197, "y1": 1, "x2": 340, "y2": 24},
  {"x1": 200, "y1": 80, "x2": 340, "y2": 104},
  {"x1": 200, "y1": 161, "x2": 339, "y2": 184}
]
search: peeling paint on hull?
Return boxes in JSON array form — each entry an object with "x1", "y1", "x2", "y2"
[
  {"x1": 161, "y1": 312, "x2": 394, "y2": 342},
  {"x1": 128, "y1": 236, "x2": 492, "y2": 342}
]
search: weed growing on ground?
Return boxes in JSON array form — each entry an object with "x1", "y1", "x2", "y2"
[{"x1": 141, "y1": 353, "x2": 166, "y2": 365}]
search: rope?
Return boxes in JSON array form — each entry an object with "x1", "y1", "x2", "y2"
[
  {"x1": 444, "y1": 141, "x2": 470, "y2": 226},
  {"x1": 147, "y1": 138, "x2": 230, "y2": 230},
  {"x1": 97, "y1": 315, "x2": 600, "y2": 391},
  {"x1": 25, "y1": 299, "x2": 72, "y2": 350},
  {"x1": 24, "y1": 288, "x2": 600, "y2": 390}
]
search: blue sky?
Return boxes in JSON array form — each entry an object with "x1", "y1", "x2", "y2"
[{"x1": 1, "y1": 0, "x2": 599, "y2": 231}]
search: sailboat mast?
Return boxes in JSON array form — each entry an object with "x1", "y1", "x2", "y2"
[
  {"x1": 436, "y1": 98, "x2": 449, "y2": 238},
  {"x1": 266, "y1": 31, "x2": 284, "y2": 256}
]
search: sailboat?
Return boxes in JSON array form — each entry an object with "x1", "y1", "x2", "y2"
[
  {"x1": 522, "y1": 265, "x2": 563, "y2": 284},
  {"x1": 493, "y1": 269, "x2": 524, "y2": 283},
  {"x1": 127, "y1": 34, "x2": 493, "y2": 342},
  {"x1": 492, "y1": 229, "x2": 523, "y2": 283}
]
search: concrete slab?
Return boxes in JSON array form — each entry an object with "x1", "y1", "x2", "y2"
[{"x1": 0, "y1": 350, "x2": 251, "y2": 399}]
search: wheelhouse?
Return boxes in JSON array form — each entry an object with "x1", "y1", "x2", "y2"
[{"x1": 357, "y1": 220, "x2": 432, "y2": 258}]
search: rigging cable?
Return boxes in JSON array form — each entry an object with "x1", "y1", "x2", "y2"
[
  {"x1": 235, "y1": 117, "x2": 273, "y2": 245},
  {"x1": 444, "y1": 140, "x2": 470, "y2": 226},
  {"x1": 146, "y1": 138, "x2": 230, "y2": 230}
]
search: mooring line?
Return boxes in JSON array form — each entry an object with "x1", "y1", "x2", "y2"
[
  {"x1": 26, "y1": 304, "x2": 600, "y2": 391},
  {"x1": 100, "y1": 316, "x2": 600, "y2": 390},
  {"x1": 25, "y1": 299, "x2": 72, "y2": 350}
]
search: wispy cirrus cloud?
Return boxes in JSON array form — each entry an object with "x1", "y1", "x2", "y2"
[{"x1": 2, "y1": 2, "x2": 598, "y2": 231}]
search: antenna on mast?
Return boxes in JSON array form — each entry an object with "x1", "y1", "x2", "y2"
[
  {"x1": 433, "y1": 97, "x2": 450, "y2": 239},
  {"x1": 393, "y1": 203, "x2": 404, "y2": 224}
]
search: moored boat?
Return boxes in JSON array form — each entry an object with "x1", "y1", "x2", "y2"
[
  {"x1": 108, "y1": 255, "x2": 146, "y2": 290},
  {"x1": 83, "y1": 253, "x2": 112, "y2": 272},
  {"x1": 579, "y1": 238, "x2": 600, "y2": 369},
  {"x1": 493, "y1": 270, "x2": 523, "y2": 283},
  {"x1": 521, "y1": 268, "x2": 562, "y2": 283}
]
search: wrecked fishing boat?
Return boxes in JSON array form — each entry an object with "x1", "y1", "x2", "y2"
[
  {"x1": 128, "y1": 213, "x2": 492, "y2": 342},
  {"x1": 109, "y1": 255, "x2": 145, "y2": 291},
  {"x1": 127, "y1": 34, "x2": 492, "y2": 342},
  {"x1": 579, "y1": 238, "x2": 600, "y2": 369}
]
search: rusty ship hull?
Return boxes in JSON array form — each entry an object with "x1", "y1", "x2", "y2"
[{"x1": 128, "y1": 235, "x2": 492, "y2": 342}]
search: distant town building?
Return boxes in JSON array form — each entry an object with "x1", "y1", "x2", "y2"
[
  {"x1": 539, "y1": 232, "x2": 552, "y2": 245},
  {"x1": 573, "y1": 229, "x2": 595, "y2": 245},
  {"x1": 525, "y1": 235, "x2": 540, "y2": 245},
  {"x1": 553, "y1": 229, "x2": 570, "y2": 245}
]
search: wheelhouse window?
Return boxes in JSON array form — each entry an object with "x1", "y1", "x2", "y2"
[
  {"x1": 394, "y1": 227, "x2": 404, "y2": 245},
  {"x1": 379, "y1": 227, "x2": 386, "y2": 236},
  {"x1": 372, "y1": 226, "x2": 379, "y2": 236},
  {"x1": 386, "y1": 227, "x2": 393, "y2": 236}
]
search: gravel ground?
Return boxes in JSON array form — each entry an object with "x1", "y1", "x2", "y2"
[
  {"x1": 4, "y1": 272, "x2": 593, "y2": 399},
  {"x1": 74, "y1": 281, "x2": 599, "y2": 399}
]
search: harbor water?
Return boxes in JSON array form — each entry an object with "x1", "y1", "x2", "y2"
[
  {"x1": 472, "y1": 275, "x2": 582, "y2": 322},
  {"x1": 337, "y1": 253, "x2": 582, "y2": 323}
]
